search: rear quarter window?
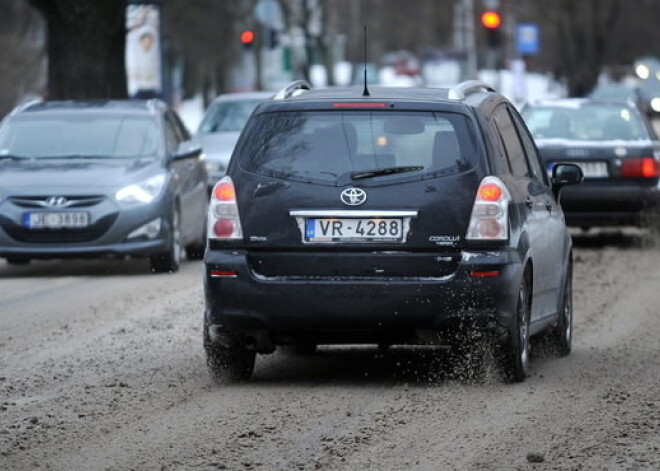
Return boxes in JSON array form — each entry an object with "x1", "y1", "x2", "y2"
[{"x1": 234, "y1": 110, "x2": 478, "y2": 185}]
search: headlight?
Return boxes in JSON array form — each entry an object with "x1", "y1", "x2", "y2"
[
  {"x1": 651, "y1": 97, "x2": 660, "y2": 113},
  {"x1": 116, "y1": 173, "x2": 167, "y2": 204}
]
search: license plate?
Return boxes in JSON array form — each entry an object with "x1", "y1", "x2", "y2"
[
  {"x1": 23, "y1": 212, "x2": 90, "y2": 229},
  {"x1": 305, "y1": 218, "x2": 403, "y2": 242},
  {"x1": 547, "y1": 161, "x2": 609, "y2": 178}
]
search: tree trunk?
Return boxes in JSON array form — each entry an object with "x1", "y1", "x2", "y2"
[{"x1": 27, "y1": 0, "x2": 127, "y2": 99}]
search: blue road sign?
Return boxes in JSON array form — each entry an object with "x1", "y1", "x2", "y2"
[{"x1": 517, "y1": 23, "x2": 539, "y2": 56}]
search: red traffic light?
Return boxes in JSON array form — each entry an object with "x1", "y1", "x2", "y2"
[
  {"x1": 481, "y1": 11, "x2": 502, "y2": 29},
  {"x1": 240, "y1": 30, "x2": 255, "y2": 44}
]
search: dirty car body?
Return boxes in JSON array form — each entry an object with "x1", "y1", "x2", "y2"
[{"x1": 203, "y1": 81, "x2": 582, "y2": 382}]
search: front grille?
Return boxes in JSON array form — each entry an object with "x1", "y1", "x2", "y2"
[
  {"x1": 9, "y1": 195, "x2": 106, "y2": 209},
  {"x1": 0, "y1": 213, "x2": 118, "y2": 243}
]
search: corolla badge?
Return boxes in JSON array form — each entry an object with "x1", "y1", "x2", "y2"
[{"x1": 340, "y1": 187, "x2": 367, "y2": 206}]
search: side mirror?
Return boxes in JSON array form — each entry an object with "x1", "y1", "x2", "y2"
[
  {"x1": 551, "y1": 163, "x2": 583, "y2": 197},
  {"x1": 172, "y1": 141, "x2": 202, "y2": 161},
  {"x1": 551, "y1": 163, "x2": 583, "y2": 186}
]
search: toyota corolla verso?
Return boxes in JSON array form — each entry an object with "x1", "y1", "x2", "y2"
[
  {"x1": 0, "y1": 100, "x2": 208, "y2": 273},
  {"x1": 203, "y1": 81, "x2": 583, "y2": 382}
]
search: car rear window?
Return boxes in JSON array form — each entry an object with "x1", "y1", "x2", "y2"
[
  {"x1": 0, "y1": 114, "x2": 158, "y2": 158},
  {"x1": 523, "y1": 103, "x2": 649, "y2": 141},
  {"x1": 198, "y1": 99, "x2": 263, "y2": 134},
  {"x1": 235, "y1": 111, "x2": 478, "y2": 184}
]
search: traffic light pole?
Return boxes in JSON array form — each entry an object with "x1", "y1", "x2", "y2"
[{"x1": 454, "y1": 0, "x2": 478, "y2": 80}]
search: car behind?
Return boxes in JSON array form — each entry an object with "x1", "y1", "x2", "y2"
[
  {"x1": 522, "y1": 99, "x2": 660, "y2": 229},
  {"x1": 0, "y1": 100, "x2": 208, "y2": 273},
  {"x1": 195, "y1": 91, "x2": 273, "y2": 190}
]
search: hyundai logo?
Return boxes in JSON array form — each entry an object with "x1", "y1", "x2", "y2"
[
  {"x1": 45, "y1": 196, "x2": 69, "y2": 207},
  {"x1": 340, "y1": 187, "x2": 367, "y2": 206}
]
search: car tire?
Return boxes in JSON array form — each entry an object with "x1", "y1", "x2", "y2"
[
  {"x1": 500, "y1": 272, "x2": 531, "y2": 383},
  {"x1": 204, "y1": 319, "x2": 255, "y2": 382},
  {"x1": 293, "y1": 344, "x2": 317, "y2": 355},
  {"x1": 185, "y1": 221, "x2": 206, "y2": 261},
  {"x1": 5, "y1": 256, "x2": 30, "y2": 265},
  {"x1": 551, "y1": 262, "x2": 573, "y2": 356},
  {"x1": 149, "y1": 207, "x2": 182, "y2": 274}
]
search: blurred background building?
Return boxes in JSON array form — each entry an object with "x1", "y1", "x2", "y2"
[{"x1": 1, "y1": 0, "x2": 659, "y2": 125}]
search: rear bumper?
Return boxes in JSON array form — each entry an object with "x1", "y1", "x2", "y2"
[
  {"x1": 203, "y1": 248, "x2": 524, "y2": 348},
  {"x1": 560, "y1": 183, "x2": 660, "y2": 227}
]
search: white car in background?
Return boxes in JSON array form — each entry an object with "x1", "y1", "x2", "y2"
[{"x1": 195, "y1": 92, "x2": 273, "y2": 190}]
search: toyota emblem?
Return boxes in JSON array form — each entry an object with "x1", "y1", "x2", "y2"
[
  {"x1": 45, "y1": 196, "x2": 68, "y2": 207},
  {"x1": 340, "y1": 187, "x2": 367, "y2": 206}
]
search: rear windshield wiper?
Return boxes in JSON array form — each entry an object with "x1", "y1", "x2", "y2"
[
  {"x1": 38, "y1": 154, "x2": 111, "y2": 159},
  {"x1": 0, "y1": 153, "x2": 31, "y2": 160},
  {"x1": 350, "y1": 165, "x2": 425, "y2": 180}
]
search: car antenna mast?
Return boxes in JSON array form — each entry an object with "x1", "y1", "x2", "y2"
[{"x1": 362, "y1": 24, "x2": 370, "y2": 97}]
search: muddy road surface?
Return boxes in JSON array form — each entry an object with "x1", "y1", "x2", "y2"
[{"x1": 2, "y1": 233, "x2": 660, "y2": 470}]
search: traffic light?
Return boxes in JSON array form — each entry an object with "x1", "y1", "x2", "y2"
[
  {"x1": 481, "y1": 11, "x2": 502, "y2": 48},
  {"x1": 268, "y1": 28, "x2": 279, "y2": 50},
  {"x1": 240, "y1": 29, "x2": 255, "y2": 49}
]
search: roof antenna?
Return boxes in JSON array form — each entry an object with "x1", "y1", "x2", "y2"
[{"x1": 362, "y1": 24, "x2": 370, "y2": 97}]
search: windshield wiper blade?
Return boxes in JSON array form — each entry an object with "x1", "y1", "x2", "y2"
[
  {"x1": 38, "y1": 154, "x2": 109, "y2": 159},
  {"x1": 0, "y1": 154, "x2": 31, "y2": 160},
  {"x1": 350, "y1": 165, "x2": 425, "y2": 180}
]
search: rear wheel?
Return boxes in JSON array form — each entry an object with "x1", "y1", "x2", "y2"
[
  {"x1": 185, "y1": 223, "x2": 206, "y2": 260},
  {"x1": 293, "y1": 344, "x2": 317, "y2": 355},
  {"x1": 551, "y1": 262, "x2": 573, "y2": 356},
  {"x1": 150, "y1": 207, "x2": 181, "y2": 273},
  {"x1": 5, "y1": 256, "x2": 30, "y2": 265},
  {"x1": 204, "y1": 319, "x2": 255, "y2": 382},
  {"x1": 500, "y1": 273, "x2": 531, "y2": 383}
]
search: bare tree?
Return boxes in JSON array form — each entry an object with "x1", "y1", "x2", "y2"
[
  {"x1": 0, "y1": 0, "x2": 45, "y2": 116},
  {"x1": 162, "y1": 0, "x2": 255, "y2": 105},
  {"x1": 516, "y1": 0, "x2": 660, "y2": 96},
  {"x1": 26, "y1": 0, "x2": 127, "y2": 100}
]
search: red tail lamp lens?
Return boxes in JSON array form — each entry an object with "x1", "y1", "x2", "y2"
[
  {"x1": 470, "y1": 270, "x2": 501, "y2": 278},
  {"x1": 214, "y1": 182, "x2": 236, "y2": 201},
  {"x1": 210, "y1": 269, "x2": 238, "y2": 278},
  {"x1": 332, "y1": 103, "x2": 387, "y2": 108},
  {"x1": 213, "y1": 219, "x2": 235, "y2": 238},
  {"x1": 479, "y1": 183, "x2": 502, "y2": 201},
  {"x1": 621, "y1": 157, "x2": 660, "y2": 178},
  {"x1": 642, "y1": 158, "x2": 660, "y2": 178}
]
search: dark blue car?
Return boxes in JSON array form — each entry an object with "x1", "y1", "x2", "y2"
[{"x1": 203, "y1": 81, "x2": 582, "y2": 382}]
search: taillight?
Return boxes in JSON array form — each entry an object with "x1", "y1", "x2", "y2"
[
  {"x1": 621, "y1": 157, "x2": 660, "y2": 178},
  {"x1": 466, "y1": 176, "x2": 510, "y2": 241},
  {"x1": 208, "y1": 176, "x2": 243, "y2": 240}
]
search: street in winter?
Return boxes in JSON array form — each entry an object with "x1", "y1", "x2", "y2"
[{"x1": 2, "y1": 1, "x2": 660, "y2": 470}]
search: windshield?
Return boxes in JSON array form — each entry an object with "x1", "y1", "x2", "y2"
[
  {"x1": 590, "y1": 86, "x2": 638, "y2": 101},
  {"x1": 237, "y1": 111, "x2": 477, "y2": 185},
  {"x1": 0, "y1": 114, "x2": 159, "y2": 158},
  {"x1": 198, "y1": 99, "x2": 264, "y2": 134},
  {"x1": 523, "y1": 103, "x2": 649, "y2": 141}
]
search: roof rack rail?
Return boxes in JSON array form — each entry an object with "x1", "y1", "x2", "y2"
[
  {"x1": 11, "y1": 98, "x2": 43, "y2": 114},
  {"x1": 447, "y1": 80, "x2": 495, "y2": 100},
  {"x1": 274, "y1": 80, "x2": 311, "y2": 100}
]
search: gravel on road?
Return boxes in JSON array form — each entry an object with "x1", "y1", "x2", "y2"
[{"x1": 2, "y1": 234, "x2": 660, "y2": 470}]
